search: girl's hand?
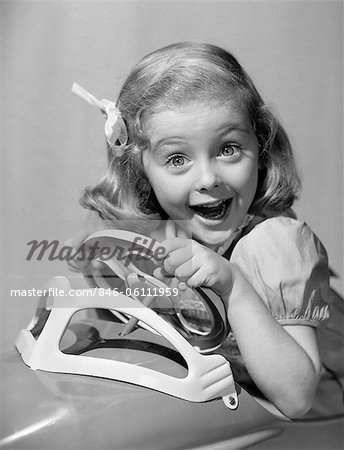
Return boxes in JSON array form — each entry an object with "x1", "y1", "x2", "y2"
[
  {"x1": 65, "y1": 229, "x2": 93, "y2": 272},
  {"x1": 155, "y1": 238, "x2": 233, "y2": 299},
  {"x1": 66, "y1": 212, "x2": 106, "y2": 272}
]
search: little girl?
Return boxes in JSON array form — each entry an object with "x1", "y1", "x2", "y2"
[{"x1": 70, "y1": 42, "x2": 330, "y2": 418}]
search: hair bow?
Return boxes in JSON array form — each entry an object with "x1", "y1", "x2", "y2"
[{"x1": 71, "y1": 82, "x2": 128, "y2": 156}]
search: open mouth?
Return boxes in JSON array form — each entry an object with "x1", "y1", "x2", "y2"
[{"x1": 190, "y1": 199, "x2": 232, "y2": 220}]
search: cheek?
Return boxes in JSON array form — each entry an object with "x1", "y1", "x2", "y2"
[
  {"x1": 232, "y1": 159, "x2": 259, "y2": 201},
  {"x1": 247, "y1": 162, "x2": 259, "y2": 191},
  {"x1": 247, "y1": 166, "x2": 259, "y2": 200},
  {"x1": 152, "y1": 177, "x2": 186, "y2": 209}
]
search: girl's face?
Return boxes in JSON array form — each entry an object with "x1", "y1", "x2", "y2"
[{"x1": 142, "y1": 100, "x2": 259, "y2": 249}]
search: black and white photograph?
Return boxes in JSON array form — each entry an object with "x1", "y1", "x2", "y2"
[{"x1": 1, "y1": 1, "x2": 343, "y2": 448}]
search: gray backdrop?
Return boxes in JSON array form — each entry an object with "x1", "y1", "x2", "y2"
[{"x1": 1, "y1": 1, "x2": 343, "y2": 348}]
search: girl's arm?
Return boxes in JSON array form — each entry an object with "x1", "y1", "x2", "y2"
[
  {"x1": 158, "y1": 236, "x2": 324, "y2": 418},
  {"x1": 226, "y1": 264, "x2": 321, "y2": 418}
]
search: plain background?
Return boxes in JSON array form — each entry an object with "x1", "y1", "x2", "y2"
[{"x1": 1, "y1": 0, "x2": 343, "y2": 350}]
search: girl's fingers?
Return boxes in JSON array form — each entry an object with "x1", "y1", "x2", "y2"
[
  {"x1": 160, "y1": 238, "x2": 190, "y2": 255},
  {"x1": 65, "y1": 232, "x2": 91, "y2": 272},
  {"x1": 185, "y1": 266, "x2": 210, "y2": 289},
  {"x1": 67, "y1": 252, "x2": 89, "y2": 271},
  {"x1": 65, "y1": 212, "x2": 111, "y2": 272},
  {"x1": 153, "y1": 267, "x2": 174, "y2": 280},
  {"x1": 173, "y1": 258, "x2": 198, "y2": 281},
  {"x1": 163, "y1": 245, "x2": 193, "y2": 274},
  {"x1": 67, "y1": 229, "x2": 91, "y2": 250}
]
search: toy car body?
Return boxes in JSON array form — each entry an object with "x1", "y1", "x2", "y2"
[{"x1": 1, "y1": 230, "x2": 343, "y2": 449}]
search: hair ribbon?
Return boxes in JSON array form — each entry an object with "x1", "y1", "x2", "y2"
[{"x1": 71, "y1": 82, "x2": 128, "y2": 156}]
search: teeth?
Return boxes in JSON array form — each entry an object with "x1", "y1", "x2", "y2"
[
  {"x1": 193, "y1": 200, "x2": 223, "y2": 208},
  {"x1": 190, "y1": 199, "x2": 231, "y2": 220}
]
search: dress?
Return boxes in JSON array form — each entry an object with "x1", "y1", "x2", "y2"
[
  {"x1": 227, "y1": 216, "x2": 330, "y2": 327},
  {"x1": 215, "y1": 215, "x2": 344, "y2": 417},
  {"x1": 209, "y1": 216, "x2": 327, "y2": 382}
]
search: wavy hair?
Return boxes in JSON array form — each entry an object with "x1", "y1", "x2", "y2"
[{"x1": 81, "y1": 42, "x2": 300, "y2": 222}]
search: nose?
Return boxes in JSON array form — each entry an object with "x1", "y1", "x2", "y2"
[{"x1": 194, "y1": 162, "x2": 220, "y2": 192}]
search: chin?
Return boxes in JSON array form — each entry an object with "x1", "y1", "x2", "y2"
[{"x1": 192, "y1": 229, "x2": 235, "y2": 249}]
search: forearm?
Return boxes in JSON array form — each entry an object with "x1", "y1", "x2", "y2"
[{"x1": 225, "y1": 264, "x2": 320, "y2": 418}]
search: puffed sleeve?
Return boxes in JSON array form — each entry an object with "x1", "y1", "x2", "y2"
[{"x1": 230, "y1": 217, "x2": 330, "y2": 327}]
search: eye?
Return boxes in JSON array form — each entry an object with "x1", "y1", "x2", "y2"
[
  {"x1": 166, "y1": 155, "x2": 186, "y2": 167},
  {"x1": 219, "y1": 143, "x2": 241, "y2": 158}
]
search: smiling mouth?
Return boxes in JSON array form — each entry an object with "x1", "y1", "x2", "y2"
[{"x1": 190, "y1": 199, "x2": 232, "y2": 220}]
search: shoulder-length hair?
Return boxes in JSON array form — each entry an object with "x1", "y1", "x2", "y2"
[{"x1": 81, "y1": 42, "x2": 300, "y2": 222}]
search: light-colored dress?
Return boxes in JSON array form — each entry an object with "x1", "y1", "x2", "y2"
[
  {"x1": 230, "y1": 216, "x2": 330, "y2": 327},
  {"x1": 219, "y1": 215, "x2": 330, "y2": 393}
]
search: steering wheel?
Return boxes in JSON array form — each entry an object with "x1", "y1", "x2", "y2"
[{"x1": 82, "y1": 229, "x2": 229, "y2": 353}]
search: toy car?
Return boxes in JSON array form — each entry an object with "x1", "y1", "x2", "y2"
[{"x1": 1, "y1": 230, "x2": 343, "y2": 449}]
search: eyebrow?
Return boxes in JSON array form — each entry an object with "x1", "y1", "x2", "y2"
[
  {"x1": 152, "y1": 124, "x2": 251, "y2": 150},
  {"x1": 218, "y1": 124, "x2": 251, "y2": 135},
  {"x1": 153, "y1": 137, "x2": 187, "y2": 150}
]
